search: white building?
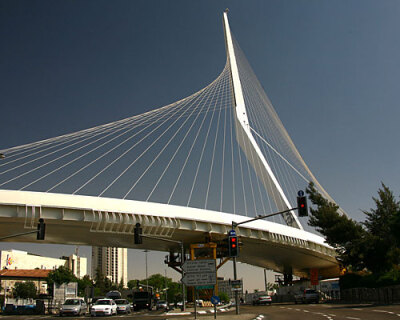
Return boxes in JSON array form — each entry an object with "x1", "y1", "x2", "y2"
[
  {"x1": 91, "y1": 247, "x2": 127, "y2": 288},
  {"x1": 0, "y1": 249, "x2": 87, "y2": 278}
]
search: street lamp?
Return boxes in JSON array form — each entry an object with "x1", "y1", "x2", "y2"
[{"x1": 144, "y1": 250, "x2": 149, "y2": 289}]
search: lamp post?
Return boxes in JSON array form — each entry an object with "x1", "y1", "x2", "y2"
[
  {"x1": 164, "y1": 269, "x2": 168, "y2": 302},
  {"x1": 144, "y1": 250, "x2": 149, "y2": 289}
]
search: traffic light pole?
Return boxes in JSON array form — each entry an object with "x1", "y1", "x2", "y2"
[
  {"x1": 233, "y1": 256, "x2": 239, "y2": 315},
  {"x1": 0, "y1": 218, "x2": 46, "y2": 241},
  {"x1": 0, "y1": 230, "x2": 38, "y2": 241},
  {"x1": 230, "y1": 206, "x2": 300, "y2": 315},
  {"x1": 232, "y1": 207, "x2": 298, "y2": 229}
]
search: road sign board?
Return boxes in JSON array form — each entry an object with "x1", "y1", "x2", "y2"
[
  {"x1": 182, "y1": 259, "x2": 216, "y2": 274},
  {"x1": 228, "y1": 229, "x2": 236, "y2": 236},
  {"x1": 181, "y1": 272, "x2": 216, "y2": 287},
  {"x1": 211, "y1": 296, "x2": 220, "y2": 305},
  {"x1": 230, "y1": 279, "x2": 242, "y2": 291},
  {"x1": 298, "y1": 190, "x2": 304, "y2": 197}
]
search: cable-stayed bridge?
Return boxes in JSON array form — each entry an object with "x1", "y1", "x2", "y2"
[{"x1": 0, "y1": 12, "x2": 341, "y2": 278}]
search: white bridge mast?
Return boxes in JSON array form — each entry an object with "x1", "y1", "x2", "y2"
[{"x1": 223, "y1": 10, "x2": 302, "y2": 229}]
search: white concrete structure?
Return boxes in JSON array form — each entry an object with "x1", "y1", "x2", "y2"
[
  {"x1": 0, "y1": 249, "x2": 87, "y2": 278},
  {"x1": 92, "y1": 247, "x2": 127, "y2": 287},
  {"x1": 0, "y1": 190, "x2": 339, "y2": 278},
  {"x1": 0, "y1": 12, "x2": 343, "y2": 280}
]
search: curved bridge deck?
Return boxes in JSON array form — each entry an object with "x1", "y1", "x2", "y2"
[{"x1": 0, "y1": 190, "x2": 339, "y2": 278}]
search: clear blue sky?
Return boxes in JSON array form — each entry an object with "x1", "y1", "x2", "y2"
[{"x1": 1, "y1": 0, "x2": 399, "y2": 291}]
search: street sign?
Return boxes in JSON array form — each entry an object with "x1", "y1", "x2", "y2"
[
  {"x1": 298, "y1": 190, "x2": 304, "y2": 197},
  {"x1": 228, "y1": 229, "x2": 236, "y2": 236},
  {"x1": 230, "y1": 279, "x2": 242, "y2": 291},
  {"x1": 211, "y1": 296, "x2": 220, "y2": 305},
  {"x1": 182, "y1": 259, "x2": 216, "y2": 273},
  {"x1": 181, "y1": 272, "x2": 216, "y2": 286}
]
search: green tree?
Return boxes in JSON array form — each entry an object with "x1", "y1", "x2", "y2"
[
  {"x1": 141, "y1": 274, "x2": 182, "y2": 303},
  {"x1": 77, "y1": 274, "x2": 93, "y2": 297},
  {"x1": 46, "y1": 266, "x2": 77, "y2": 287},
  {"x1": 93, "y1": 269, "x2": 113, "y2": 296},
  {"x1": 146, "y1": 273, "x2": 166, "y2": 292},
  {"x1": 307, "y1": 182, "x2": 400, "y2": 274},
  {"x1": 118, "y1": 278, "x2": 124, "y2": 291},
  {"x1": 218, "y1": 292, "x2": 229, "y2": 303},
  {"x1": 127, "y1": 279, "x2": 139, "y2": 290},
  {"x1": 13, "y1": 281, "x2": 37, "y2": 299},
  {"x1": 166, "y1": 281, "x2": 181, "y2": 303},
  {"x1": 361, "y1": 183, "x2": 400, "y2": 273},
  {"x1": 306, "y1": 182, "x2": 366, "y2": 271}
]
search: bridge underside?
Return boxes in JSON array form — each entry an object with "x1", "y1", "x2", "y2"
[{"x1": 0, "y1": 190, "x2": 339, "y2": 279}]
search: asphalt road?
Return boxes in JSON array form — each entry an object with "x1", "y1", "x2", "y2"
[{"x1": 1, "y1": 303, "x2": 400, "y2": 320}]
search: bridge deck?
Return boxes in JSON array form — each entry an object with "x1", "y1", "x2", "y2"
[{"x1": 0, "y1": 190, "x2": 339, "y2": 278}]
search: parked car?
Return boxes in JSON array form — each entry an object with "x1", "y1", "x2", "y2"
[
  {"x1": 294, "y1": 289, "x2": 319, "y2": 304},
  {"x1": 115, "y1": 299, "x2": 131, "y2": 314},
  {"x1": 156, "y1": 300, "x2": 168, "y2": 311},
  {"x1": 90, "y1": 298, "x2": 117, "y2": 317},
  {"x1": 59, "y1": 298, "x2": 87, "y2": 316},
  {"x1": 252, "y1": 295, "x2": 272, "y2": 305}
]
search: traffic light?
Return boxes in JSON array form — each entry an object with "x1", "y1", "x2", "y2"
[
  {"x1": 297, "y1": 195, "x2": 308, "y2": 217},
  {"x1": 36, "y1": 218, "x2": 45, "y2": 240},
  {"x1": 228, "y1": 235, "x2": 239, "y2": 257},
  {"x1": 134, "y1": 223, "x2": 142, "y2": 244}
]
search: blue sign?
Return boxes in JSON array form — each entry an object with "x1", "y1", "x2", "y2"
[
  {"x1": 297, "y1": 190, "x2": 304, "y2": 197},
  {"x1": 228, "y1": 229, "x2": 236, "y2": 236},
  {"x1": 211, "y1": 295, "x2": 220, "y2": 305}
]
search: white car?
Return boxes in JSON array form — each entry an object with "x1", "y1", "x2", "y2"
[{"x1": 90, "y1": 298, "x2": 117, "y2": 317}]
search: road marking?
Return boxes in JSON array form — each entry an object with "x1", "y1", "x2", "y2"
[
  {"x1": 374, "y1": 310, "x2": 387, "y2": 312},
  {"x1": 166, "y1": 312, "x2": 191, "y2": 315},
  {"x1": 303, "y1": 310, "x2": 310, "y2": 313},
  {"x1": 346, "y1": 317, "x2": 360, "y2": 320},
  {"x1": 352, "y1": 308, "x2": 362, "y2": 310}
]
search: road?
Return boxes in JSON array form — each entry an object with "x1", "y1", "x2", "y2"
[{"x1": 1, "y1": 303, "x2": 400, "y2": 319}]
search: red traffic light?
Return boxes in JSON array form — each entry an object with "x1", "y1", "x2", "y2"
[
  {"x1": 297, "y1": 195, "x2": 308, "y2": 217},
  {"x1": 228, "y1": 236, "x2": 239, "y2": 257}
]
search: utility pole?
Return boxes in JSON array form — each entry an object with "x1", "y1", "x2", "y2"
[
  {"x1": 144, "y1": 250, "x2": 149, "y2": 290},
  {"x1": 165, "y1": 269, "x2": 168, "y2": 303}
]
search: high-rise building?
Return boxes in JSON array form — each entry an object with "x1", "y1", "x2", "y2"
[{"x1": 91, "y1": 247, "x2": 127, "y2": 288}]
